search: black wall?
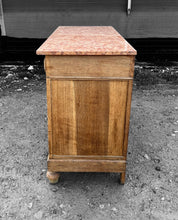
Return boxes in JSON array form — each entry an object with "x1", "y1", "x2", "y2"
[{"x1": 2, "y1": 0, "x2": 178, "y2": 38}]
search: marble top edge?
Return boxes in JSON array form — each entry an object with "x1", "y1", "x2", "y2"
[
  {"x1": 36, "y1": 51, "x2": 137, "y2": 56},
  {"x1": 36, "y1": 26, "x2": 137, "y2": 56}
]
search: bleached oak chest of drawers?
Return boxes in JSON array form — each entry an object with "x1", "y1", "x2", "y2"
[{"x1": 36, "y1": 26, "x2": 137, "y2": 184}]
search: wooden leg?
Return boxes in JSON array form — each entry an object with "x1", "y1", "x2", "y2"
[
  {"x1": 46, "y1": 171, "x2": 60, "y2": 184},
  {"x1": 120, "y1": 172, "x2": 126, "y2": 185}
]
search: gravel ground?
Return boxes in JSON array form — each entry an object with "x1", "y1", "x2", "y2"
[{"x1": 0, "y1": 61, "x2": 178, "y2": 220}]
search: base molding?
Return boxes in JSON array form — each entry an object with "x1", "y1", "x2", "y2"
[{"x1": 47, "y1": 156, "x2": 126, "y2": 173}]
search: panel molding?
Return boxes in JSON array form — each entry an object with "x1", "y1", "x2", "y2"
[{"x1": 47, "y1": 76, "x2": 133, "y2": 80}]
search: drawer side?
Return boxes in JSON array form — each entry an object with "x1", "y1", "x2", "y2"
[{"x1": 45, "y1": 55, "x2": 135, "y2": 78}]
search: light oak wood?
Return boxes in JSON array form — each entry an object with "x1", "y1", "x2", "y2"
[
  {"x1": 120, "y1": 172, "x2": 126, "y2": 185},
  {"x1": 47, "y1": 76, "x2": 133, "y2": 80},
  {"x1": 49, "y1": 80, "x2": 129, "y2": 157},
  {"x1": 45, "y1": 55, "x2": 134, "y2": 78},
  {"x1": 45, "y1": 55, "x2": 135, "y2": 184},
  {"x1": 123, "y1": 80, "x2": 133, "y2": 157},
  {"x1": 75, "y1": 80, "x2": 109, "y2": 155},
  {"x1": 46, "y1": 171, "x2": 60, "y2": 184},
  {"x1": 108, "y1": 81, "x2": 127, "y2": 156},
  {"x1": 48, "y1": 157, "x2": 126, "y2": 173},
  {"x1": 51, "y1": 155, "x2": 125, "y2": 160},
  {"x1": 46, "y1": 78, "x2": 52, "y2": 159},
  {"x1": 51, "y1": 80, "x2": 77, "y2": 155}
]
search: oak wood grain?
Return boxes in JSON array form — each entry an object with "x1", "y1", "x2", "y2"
[
  {"x1": 45, "y1": 55, "x2": 135, "y2": 184},
  {"x1": 45, "y1": 55, "x2": 134, "y2": 78},
  {"x1": 46, "y1": 78, "x2": 53, "y2": 158},
  {"x1": 75, "y1": 81, "x2": 109, "y2": 155},
  {"x1": 120, "y1": 172, "x2": 126, "y2": 184},
  {"x1": 48, "y1": 157, "x2": 126, "y2": 172},
  {"x1": 52, "y1": 155, "x2": 125, "y2": 160},
  {"x1": 51, "y1": 80, "x2": 77, "y2": 155},
  {"x1": 123, "y1": 80, "x2": 133, "y2": 157},
  {"x1": 47, "y1": 76, "x2": 133, "y2": 80},
  {"x1": 108, "y1": 81, "x2": 128, "y2": 156},
  {"x1": 49, "y1": 80, "x2": 129, "y2": 157},
  {"x1": 46, "y1": 171, "x2": 60, "y2": 184}
]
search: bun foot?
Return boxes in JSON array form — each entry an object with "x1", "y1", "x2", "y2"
[
  {"x1": 120, "y1": 172, "x2": 125, "y2": 185},
  {"x1": 46, "y1": 171, "x2": 60, "y2": 184}
]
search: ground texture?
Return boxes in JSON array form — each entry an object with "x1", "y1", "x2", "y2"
[{"x1": 0, "y1": 61, "x2": 178, "y2": 220}]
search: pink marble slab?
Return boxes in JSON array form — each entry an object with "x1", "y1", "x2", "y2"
[{"x1": 36, "y1": 26, "x2": 137, "y2": 56}]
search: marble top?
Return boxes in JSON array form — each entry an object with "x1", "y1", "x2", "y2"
[{"x1": 36, "y1": 26, "x2": 137, "y2": 56}]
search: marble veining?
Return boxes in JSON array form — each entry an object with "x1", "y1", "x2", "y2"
[{"x1": 36, "y1": 26, "x2": 137, "y2": 56}]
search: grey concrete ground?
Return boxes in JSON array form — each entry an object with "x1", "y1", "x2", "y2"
[{"x1": 0, "y1": 61, "x2": 178, "y2": 219}]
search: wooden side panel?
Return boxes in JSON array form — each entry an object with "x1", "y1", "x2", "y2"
[
  {"x1": 46, "y1": 78, "x2": 52, "y2": 158},
  {"x1": 123, "y1": 80, "x2": 133, "y2": 157},
  {"x1": 45, "y1": 55, "x2": 133, "y2": 78},
  {"x1": 50, "y1": 80, "x2": 129, "y2": 157},
  {"x1": 108, "y1": 81, "x2": 128, "y2": 155},
  {"x1": 51, "y1": 80, "x2": 77, "y2": 155},
  {"x1": 75, "y1": 81, "x2": 109, "y2": 155}
]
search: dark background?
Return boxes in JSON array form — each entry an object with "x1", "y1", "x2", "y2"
[{"x1": 1, "y1": 0, "x2": 178, "y2": 61}]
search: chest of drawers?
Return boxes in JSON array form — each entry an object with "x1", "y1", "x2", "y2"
[{"x1": 37, "y1": 26, "x2": 137, "y2": 184}]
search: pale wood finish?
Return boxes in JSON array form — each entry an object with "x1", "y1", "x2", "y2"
[
  {"x1": 44, "y1": 54, "x2": 135, "y2": 184},
  {"x1": 123, "y1": 80, "x2": 133, "y2": 157},
  {"x1": 120, "y1": 172, "x2": 126, "y2": 185},
  {"x1": 46, "y1": 78, "x2": 52, "y2": 159},
  {"x1": 52, "y1": 155, "x2": 125, "y2": 160},
  {"x1": 75, "y1": 81, "x2": 109, "y2": 155},
  {"x1": 46, "y1": 171, "x2": 60, "y2": 184},
  {"x1": 48, "y1": 157, "x2": 126, "y2": 173},
  {"x1": 108, "y1": 81, "x2": 127, "y2": 156},
  {"x1": 50, "y1": 80, "x2": 129, "y2": 157},
  {"x1": 47, "y1": 76, "x2": 133, "y2": 80},
  {"x1": 51, "y1": 80, "x2": 77, "y2": 155},
  {"x1": 45, "y1": 55, "x2": 134, "y2": 78}
]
